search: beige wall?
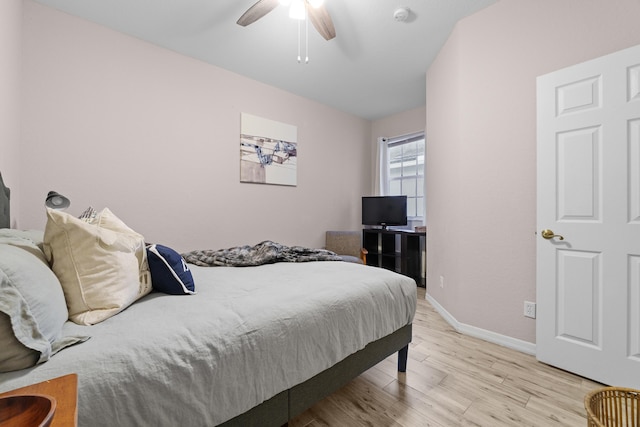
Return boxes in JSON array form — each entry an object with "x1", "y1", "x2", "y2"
[
  {"x1": 371, "y1": 106, "x2": 425, "y2": 141},
  {"x1": 18, "y1": 1, "x2": 373, "y2": 252},
  {"x1": 426, "y1": 0, "x2": 640, "y2": 344},
  {"x1": 0, "y1": 0, "x2": 22, "y2": 227}
]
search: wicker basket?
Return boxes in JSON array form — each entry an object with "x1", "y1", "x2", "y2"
[{"x1": 585, "y1": 387, "x2": 640, "y2": 427}]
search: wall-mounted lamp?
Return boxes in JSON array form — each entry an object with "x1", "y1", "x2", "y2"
[{"x1": 45, "y1": 191, "x2": 70, "y2": 210}]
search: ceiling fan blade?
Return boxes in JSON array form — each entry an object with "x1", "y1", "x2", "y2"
[
  {"x1": 237, "y1": 0, "x2": 280, "y2": 27},
  {"x1": 306, "y1": 1, "x2": 336, "y2": 41}
]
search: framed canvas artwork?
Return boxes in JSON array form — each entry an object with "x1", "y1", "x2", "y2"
[{"x1": 240, "y1": 113, "x2": 297, "y2": 186}]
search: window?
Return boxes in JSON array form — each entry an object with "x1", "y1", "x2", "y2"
[{"x1": 383, "y1": 132, "x2": 425, "y2": 219}]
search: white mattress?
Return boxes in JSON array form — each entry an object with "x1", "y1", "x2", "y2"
[{"x1": 0, "y1": 261, "x2": 417, "y2": 426}]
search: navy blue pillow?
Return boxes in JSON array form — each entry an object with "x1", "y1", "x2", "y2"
[{"x1": 146, "y1": 244, "x2": 196, "y2": 295}]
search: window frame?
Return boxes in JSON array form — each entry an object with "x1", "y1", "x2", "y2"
[{"x1": 381, "y1": 132, "x2": 425, "y2": 221}]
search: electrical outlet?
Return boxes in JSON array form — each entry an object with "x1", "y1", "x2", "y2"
[
  {"x1": 524, "y1": 301, "x2": 536, "y2": 318},
  {"x1": 439, "y1": 275, "x2": 444, "y2": 288}
]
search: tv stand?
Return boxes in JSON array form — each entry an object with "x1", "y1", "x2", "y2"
[{"x1": 362, "y1": 229, "x2": 426, "y2": 287}]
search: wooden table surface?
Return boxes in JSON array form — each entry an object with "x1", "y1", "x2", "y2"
[{"x1": 0, "y1": 373, "x2": 78, "y2": 427}]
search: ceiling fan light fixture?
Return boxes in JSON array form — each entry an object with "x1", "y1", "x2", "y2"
[
  {"x1": 289, "y1": 0, "x2": 306, "y2": 20},
  {"x1": 236, "y1": 0, "x2": 335, "y2": 41},
  {"x1": 307, "y1": 0, "x2": 325, "y2": 8}
]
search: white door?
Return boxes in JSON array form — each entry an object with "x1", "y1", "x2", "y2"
[{"x1": 537, "y1": 44, "x2": 640, "y2": 388}]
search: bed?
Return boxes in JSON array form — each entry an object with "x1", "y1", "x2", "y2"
[{"x1": 0, "y1": 178, "x2": 417, "y2": 426}]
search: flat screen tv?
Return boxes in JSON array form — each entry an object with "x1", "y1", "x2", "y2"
[{"x1": 362, "y1": 196, "x2": 407, "y2": 229}]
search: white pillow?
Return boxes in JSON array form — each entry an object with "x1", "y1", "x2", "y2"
[{"x1": 43, "y1": 208, "x2": 152, "y2": 325}]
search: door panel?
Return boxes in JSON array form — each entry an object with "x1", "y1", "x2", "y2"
[
  {"x1": 557, "y1": 126, "x2": 601, "y2": 220},
  {"x1": 629, "y1": 255, "x2": 640, "y2": 360},
  {"x1": 556, "y1": 75, "x2": 601, "y2": 116},
  {"x1": 628, "y1": 65, "x2": 640, "y2": 101},
  {"x1": 556, "y1": 250, "x2": 601, "y2": 346},
  {"x1": 628, "y1": 119, "x2": 640, "y2": 222}
]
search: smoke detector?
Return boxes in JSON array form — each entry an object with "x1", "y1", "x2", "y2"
[{"x1": 393, "y1": 7, "x2": 410, "y2": 22}]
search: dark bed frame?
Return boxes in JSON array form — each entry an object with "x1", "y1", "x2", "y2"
[
  {"x1": 221, "y1": 325, "x2": 411, "y2": 427},
  {"x1": 0, "y1": 173, "x2": 9, "y2": 229},
  {"x1": 0, "y1": 174, "x2": 412, "y2": 427}
]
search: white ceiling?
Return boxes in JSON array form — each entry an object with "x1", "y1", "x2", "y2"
[{"x1": 33, "y1": 0, "x2": 498, "y2": 120}]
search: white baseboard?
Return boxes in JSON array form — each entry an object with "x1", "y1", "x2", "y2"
[{"x1": 425, "y1": 293, "x2": 536, "y2": 356}]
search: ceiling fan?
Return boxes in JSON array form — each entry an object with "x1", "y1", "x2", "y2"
[{"x1": 237, "y1": 0, "x2": 336, "y2": 41}]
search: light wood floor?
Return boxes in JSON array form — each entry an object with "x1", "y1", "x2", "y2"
[{"x1": 290, "y1": 287, "x2": 603, "y2": 426}]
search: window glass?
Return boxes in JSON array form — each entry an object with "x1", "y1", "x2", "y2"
[
  {"x1": 407, "y1": 198, "x2": 417, "y2": 218},
  {"x1": 389, "y1": 162, "x2": 403, "y2": 179},
  {"x1": 403, "y1": 178, "x2": 416, "y2": 197},
  {"x1": 389, "y1": 180, "x2": 401, "y2": 195},
  {"x1": 384, "y1": 133, "x2": 425, "y2": 219}
]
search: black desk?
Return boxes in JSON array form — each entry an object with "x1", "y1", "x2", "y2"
[{"x1": 362, "y1": 229, "x2": 426, "y2": 287}]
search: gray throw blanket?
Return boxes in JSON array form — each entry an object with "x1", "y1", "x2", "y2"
[{"x1": 182, "y1": 240, "x2": 342, "y2": 267}]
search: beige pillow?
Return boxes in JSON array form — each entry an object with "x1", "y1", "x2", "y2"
[{"x1": 43, "y1": 208, "x2": 152, "y2": 325}]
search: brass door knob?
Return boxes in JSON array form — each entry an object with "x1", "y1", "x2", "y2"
[{"x1": 541, "y1": 229, "x2": 564, "y2": 240}]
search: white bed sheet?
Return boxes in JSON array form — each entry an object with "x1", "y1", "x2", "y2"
[{"x1": 0, "y1": 261, "x2": 417, "y2": 426}]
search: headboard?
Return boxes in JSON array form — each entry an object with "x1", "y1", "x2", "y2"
[{"x1": 0, "y1": 172, "x2": 10, "y2": 228}]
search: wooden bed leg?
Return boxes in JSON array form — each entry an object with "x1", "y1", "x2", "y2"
[{"x1": 398, "y1": 345, "x2": 408, "y2": 372}]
